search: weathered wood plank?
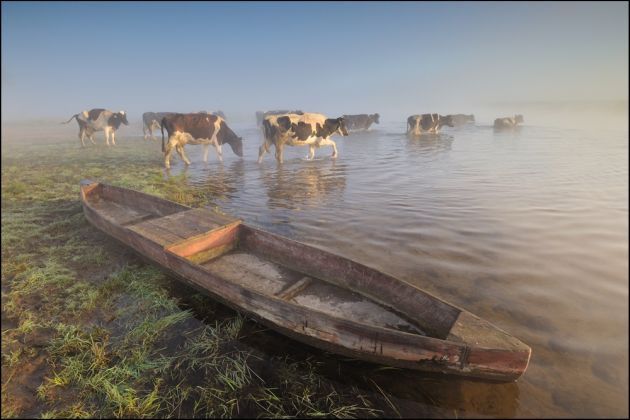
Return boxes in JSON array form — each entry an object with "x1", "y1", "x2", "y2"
[
  {"x1": 128, "y1": 220, "x2": 187, "y2": 246},
  {"x1": 89, "y1": 199, "x2": 155, "y2": 226},
  {"x1": 276, "y1": 276, "x2": 312, "y2": 301},
  {"x1": 166, "y1": 222, "x2": 241, "y2": 258}
]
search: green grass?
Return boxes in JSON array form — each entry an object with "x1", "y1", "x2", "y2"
[{"x1": 2, "y1": 137, "x2": 387, "y2": 418}]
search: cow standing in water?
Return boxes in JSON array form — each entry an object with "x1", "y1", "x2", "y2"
[
  {"x1": 494, "y1": 115, "x2": 524, "y2": 129},
  {"x1": 144, "y1": 111, "x2": 227, "y2": 140},
  {"x1": 342, "y1": 113, "x2": 380, "y2": 131},
  {"x1": 62, "y1": 109, "x2": 129, "y2": 146},
  {"x1": 161, "y1": 113, "x2": 243, "y2": 169},
  {"x1": 406, "y1": 114, "x2": 454, "y2": 136},
  {"x1": 449, "y1": 114, "x2": 475, "y2": 126},
  {"x1": 258, "y1": 112, "x2": 348, "y2": 163}
]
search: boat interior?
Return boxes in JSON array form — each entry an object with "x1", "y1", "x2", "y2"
[{"x1": 83, "y1": 183, "x2": 470, "y2": 339}]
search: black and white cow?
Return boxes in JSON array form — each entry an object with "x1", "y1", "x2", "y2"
[
  {"x1": 161, "y1": 113, "x2": 243, "y2": 169},
  {"x1": 406, "y1": 114, "x2": 454, "y2": 136},
  {"x1": 342, "y1": 113, "x2": 380, "y2": 131},
  {"x1": 494, "y1": 115, "x2": 524, "y2": 129},
  {"x1": 255, "y1": 109, "x2": 304, "y2": 127},
  {"x1": 142, "y1": 112, "x2": 175, "y2": 140},
  {"x1": 449, "y1": 114, "x2": 475, "y2": 126},
  {"x1": 62, "y1": 109, "x2": 129, "y2": 146},
  {"x1": 258, "y1": 112, "x2": 348, "y2": 163}
]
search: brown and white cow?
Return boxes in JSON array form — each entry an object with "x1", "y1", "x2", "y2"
[
  {"x1": 258, "y1": 113, "x2": 348, "y2": 163},
  {"x1": 161, "y1": 113, "x2": 243, "y2": 169},
  {"x1": 62, "y1": 109, "x2": 129, "y2": 146},
  {"x1": 144, "y1": 111, "x2": 226, "y2": 140},
  {"x1": 494, "y1": 115, "x2": 524, "y2": 129},
  {"x1": 406, "y1": 114, "x2": 454, "y2": 136},
  {"x1": 342, "y1": 113, "x2": 380, "y2": 131}
]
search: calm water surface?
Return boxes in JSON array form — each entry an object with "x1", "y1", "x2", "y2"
[{"x1": 166, "y1": 120, "x2": 628, "y2": 417}]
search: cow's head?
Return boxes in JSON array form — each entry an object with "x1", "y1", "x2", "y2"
[
  {"x1": 439, "y1": 115, "x2": 454, "y2": 128},
  {"x1": 119, "y1": 111, "x2": 129, "y2": 125},
  {"x1": 229, "y1": 136, "x2": 244, "y2": 157},
  {"x1": 218, "y1": 121, "x2": 244, "y2": 157},
  {"x1": 334, "y1": 117, "x2": 349, "y2": 136},
  {"x1": 371, "y1": 113, "x2": 380, "y2": 124},
  {"x1": 107, "y1": 111, "x2": 129, "y2": 129},
  {"x1": 515, "y1": 114, "x2": 524, "y2": 124}
]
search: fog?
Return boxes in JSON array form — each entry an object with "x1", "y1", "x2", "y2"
[{"x1": 2, "y1": 2, "x2": 628, "y2": 136}]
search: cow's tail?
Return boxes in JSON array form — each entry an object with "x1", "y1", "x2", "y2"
[
  {"x1": 61, "y1": 114, "x2": 79, "y2": 124},
  {"x1": 262, "y1": 118, "x2": 272, "y2": 141},
  {"x1": 161, "y1": 117, "x2": 167, "y2": 152}
]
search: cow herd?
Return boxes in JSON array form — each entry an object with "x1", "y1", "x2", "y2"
[{"x1": 62, "y1": 108, "x2": 524, "y2": 168}]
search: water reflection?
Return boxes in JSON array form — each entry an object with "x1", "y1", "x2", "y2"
[
  {"x1": 166, "y1": 160, "x2": 246, "y2": 202},
  {"x1": 405, "y1": 132, "x2": 454, "y2": 157},
  {"x1": 258, "y1": 160, "x2": 346, "y2": 210},
  {"x1": 238, "y1": 322, "x2": 520, "y2": 418}
]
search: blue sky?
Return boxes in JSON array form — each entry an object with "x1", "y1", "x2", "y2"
[{"x1": 2, "y1": 1, "x2": 628, "y2": 122}]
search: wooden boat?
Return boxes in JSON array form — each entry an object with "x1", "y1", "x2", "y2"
[{"x1": 80, "y1": 180, "x2": 531, "y2": 381}]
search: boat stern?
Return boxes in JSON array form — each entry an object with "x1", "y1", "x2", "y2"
[{"x1": 446, "y1": 311, "x2": 531, "y2": 381}]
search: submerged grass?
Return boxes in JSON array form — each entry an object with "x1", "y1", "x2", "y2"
[{"x1": 2, "y1": 137, "x2": 387, "y2": 418}]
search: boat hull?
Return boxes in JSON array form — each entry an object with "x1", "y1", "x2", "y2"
[{"x1": 80, "y1": 181, "x2": 531, "y2": 381}]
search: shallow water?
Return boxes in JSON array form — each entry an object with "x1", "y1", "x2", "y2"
[{"x1": 164, "y1": 120, "x2": 629, "y2": 417}]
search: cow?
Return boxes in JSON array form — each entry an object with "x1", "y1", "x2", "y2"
[
  {"x1": 144, "y1": 111, "x2": 226, "y2": 141},
  {"x1": 161, "y1": 113, "x2": 243, "y2": 169},
  {"x1": 406, "y1": 114, "x2": 454, "y2": 136},
  {"x1": 62, "y1": 109, "x2": 129, "y2": 146},
  {"x1": 448, "y1": 114, "x2": 475, "y2": 126},
  {"x1": 342, "y1": 113, "x2": 380, "y2": 131},
  {"x1": 494, "y1": 115, "x2": 524, "y2": 129},
  {"x1": 143, "y1": 112, "x2": 175, "y2": 141},
  {"x1": 255, "y1": 109, "x2": 304, "y2": 126},
  {"x1": 258, "y1": 112, "x2": 348, "y2": 164}
]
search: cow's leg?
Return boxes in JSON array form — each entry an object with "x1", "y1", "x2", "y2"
[
  {"x1": 214, "y1": 142, "x2": 223, "y2": 162},
  {"x1": 103, "y1": 128, "x2": 110, "y2": 146},
  {"x1": 320, "y1": 138, "x2": 338, "y2": 158},
  {"x1": 203, "y1": 144, "x2": 210, "y2": 162},
  {"x1": 110, "y1": 130, "x2": 116, "y2": 146},
  {"x1": 208, "y1": 128, "x2": 222, "y2": 163},
  {"x1": 84, "y1": 128, "x2": 96, "y2": 145},
  {"x1": 257, "y1": 140, "x2": 271, "y2": 163},
  {"x1": 143, "y1": 126, "x2": 150, "y2": 140},
  {"x1": 164, "y1": 146, "x2": 173, "y2": 169},
  {"x1": 176, "y1": 144, "x2": 191, "y2": 166},
  {"x1": 79, "y1": 129, "x2": 86, "y2": 147},
  {"x1": 275, "y1": 141, "x2": 285, "y2": 164},
  {"x1": 163, "y1": 138, "x2": 178, "y2": 169},
  {"x1": 307, "y1": 145, "x2": 316, "y2": 160}
]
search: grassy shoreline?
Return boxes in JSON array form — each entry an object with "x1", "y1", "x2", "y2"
[{"x1": 1, "y1": 139, "x2": 387, "y2": 418}]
